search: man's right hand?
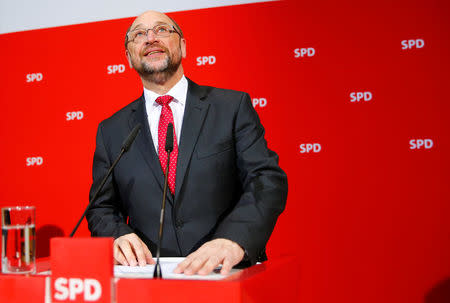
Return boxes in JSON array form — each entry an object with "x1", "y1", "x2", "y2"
[{"x1": 113, "y1": 233, "x2": 155, "y2": 266}]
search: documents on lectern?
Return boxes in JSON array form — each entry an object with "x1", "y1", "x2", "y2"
[{"x1": 114, "y1": 257, "x2": 243, "y2": 280}]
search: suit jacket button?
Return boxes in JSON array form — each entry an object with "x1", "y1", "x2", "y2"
[{"x1": 176, "y1": 220, "x2": 183, "y2": 228}]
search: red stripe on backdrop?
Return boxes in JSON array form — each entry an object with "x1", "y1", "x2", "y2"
[{"x1": 0, "y1": 0, "x2": 449, "y2": 302}]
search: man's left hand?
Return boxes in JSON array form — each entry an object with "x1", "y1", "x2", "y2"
[{"x1": 173, "y1": 238, "x2": 244, "y2": 275}]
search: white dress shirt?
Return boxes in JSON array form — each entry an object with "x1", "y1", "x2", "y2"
[{"x1": 144, "y1": 75, "x2": 188, "y2": 154}]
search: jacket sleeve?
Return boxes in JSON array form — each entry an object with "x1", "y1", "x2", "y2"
[
  {"x1": 211, "y1": 92, "x2": 288, "y2": 265},
  {"x1": 85, "y1": 122, "x2": 135, "y2": 238}
]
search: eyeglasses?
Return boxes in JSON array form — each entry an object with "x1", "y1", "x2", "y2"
[{"x1": 127, "y1": 24, "x2": 180, "y2": 43}]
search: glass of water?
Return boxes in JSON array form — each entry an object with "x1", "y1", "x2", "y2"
[{"x1": 1, "y1": 206, "x2": 36, "y2": 274}]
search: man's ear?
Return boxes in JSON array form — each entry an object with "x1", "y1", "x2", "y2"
[
  {"x1": 125, "y1": 49, "x2": 133, "y2": 69},
  {"x1": 180, "y1": 38, "x2": 187, "y2": 59}
]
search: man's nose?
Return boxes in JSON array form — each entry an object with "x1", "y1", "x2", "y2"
[{"x1": 145, "y1": 29, "x2": 159, "y2": 42}]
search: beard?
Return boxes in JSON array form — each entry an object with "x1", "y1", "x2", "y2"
[{"x1": 133, "y1": 47, "x2": 182, "y2": 85}]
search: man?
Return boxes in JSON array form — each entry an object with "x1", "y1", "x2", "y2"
[{"x1": 86, "y1": 10, "x2": 287, "y2": 276}]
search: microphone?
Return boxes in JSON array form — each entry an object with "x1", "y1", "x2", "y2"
[
  {"x1": 165, "y1": 123, "x2": 174, "y2": 152},
  {"x1": 70, "y1": 124, "x2": 142, "y2": 237},
  {"x1": 154, "y1": 123, "x2": 174, "y2": 278},
  {"x1": 122, "y1": 124, "x2": 141, "y2": 152}
]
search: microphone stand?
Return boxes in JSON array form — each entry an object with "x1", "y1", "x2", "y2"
[
  {"x1": 70, "y1": 148, "x2": 126, "y2": 237},
  {"x1": 154, "y1": 123, "x2": 174, "y2": 278},
  {"x1": 70, "y1": 124, "x2": 141, "y2": 237}
]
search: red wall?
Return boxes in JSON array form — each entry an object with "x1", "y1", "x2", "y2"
[{"x1": 1, "y1": 0, "x2": 449, "y2": 302}]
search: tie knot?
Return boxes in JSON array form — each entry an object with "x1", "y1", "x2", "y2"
[{"x1": 155, "y1": 95, "x2": 174, "y2": 106}]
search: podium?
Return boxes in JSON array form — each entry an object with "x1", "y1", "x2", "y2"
[{"x1": 0, "y1": 238, "x2": 300, "y2": 303}]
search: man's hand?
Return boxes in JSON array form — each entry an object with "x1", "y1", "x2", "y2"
[
  {"x1": 113, "y1": 233, "x2": 155, "y2": 266},
  {"x1": 173, "y1": 238, "x2": 244, "y2": 276}
]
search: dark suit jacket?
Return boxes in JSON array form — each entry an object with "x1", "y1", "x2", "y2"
[{"x1": 86, "y1": 79, "x2": 288, "y2": 265}]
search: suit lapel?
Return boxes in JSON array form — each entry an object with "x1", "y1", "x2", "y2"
[
  {"x1": 128, "y1": 95, "x2": 174, "y2": 205},
  {"x1": 174, "y1": 80, "x2": 210, "y2": 201}
]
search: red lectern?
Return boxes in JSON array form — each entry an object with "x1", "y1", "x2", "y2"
[{"x1": 0, "y1": 238, "x2": 300, "y2": 303}]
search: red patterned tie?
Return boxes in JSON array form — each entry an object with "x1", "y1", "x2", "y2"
[{"x1": 155, "y1": 95, "x2": 178, "y2": 195}]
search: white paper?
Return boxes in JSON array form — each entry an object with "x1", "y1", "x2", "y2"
[{"x1": 114, "y1": 257, "x2": 241, "y2": 280}]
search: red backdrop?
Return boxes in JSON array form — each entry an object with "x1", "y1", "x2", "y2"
[{"x1": 1, "y1": 0, "x2": 449, "y2": 302}]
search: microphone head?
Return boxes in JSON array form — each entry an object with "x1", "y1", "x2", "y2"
[
  {"x1": 165, "y1": 123, "x2": 174, "y2": 152},
  {"x1": 122, "y1": 124, "x2": 142, "y2": 152}
]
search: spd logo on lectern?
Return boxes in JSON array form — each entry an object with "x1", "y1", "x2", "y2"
[{"x1": 54, "y1": 278, "x2": 102, "y2": 301}]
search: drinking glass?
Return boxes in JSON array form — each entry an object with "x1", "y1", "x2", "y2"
[{"x1": 1, "y1": 206, "x2": 36, "y2": 274}]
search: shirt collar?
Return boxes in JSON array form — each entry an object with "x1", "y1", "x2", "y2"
[{"x1": 143, "y1": 75, "x2": 188, "y2": 107}]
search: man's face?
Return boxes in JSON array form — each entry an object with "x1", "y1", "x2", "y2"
[{"x1": 125, "y1": 11, "x2": 186, "y2": 81}]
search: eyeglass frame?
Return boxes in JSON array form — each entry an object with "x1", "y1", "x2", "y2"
[{"x1": 126, "y1": 24, "x2": 181, "y2": 44}]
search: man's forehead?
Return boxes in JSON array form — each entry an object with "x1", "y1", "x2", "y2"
[{"x1": 131, "y1": 11, "x2": 173, "y2": 29}]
